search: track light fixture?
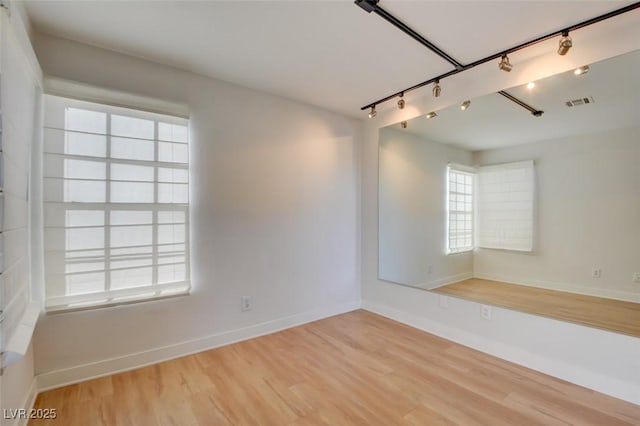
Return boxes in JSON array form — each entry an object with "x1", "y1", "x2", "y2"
[
  {"x1": 574, "y1": 65, "x2": 589, "y2": 76},
  {"x1": 425, "y1": 112, "x2": 437, "y2": 119},
  {"x1": 460, "y1": 100, "x2": 471, "y2": 111},
  {"x1": 432, "y1": 80, "x2": 441, "y2": 98},
  {"x1": 397, "y1": 94, "x2": 405, "y2": 109},
  {"x1": 400, "y1": 120, "x2": 408, "y2": 129},
  {"x1": 498, "y1": 54, "x2": 513, "y2": 72},
  {"x1": 557, "y1": 31, "x2": 573, "y2": 55},
  {"x1": 358, "y1": 3, "x2": 639, "y2": 116}
]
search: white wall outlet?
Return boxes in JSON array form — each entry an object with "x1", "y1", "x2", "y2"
[
  {"x1": 427, "y1": 265, "x2": 433, "y2": 275},
  {"x1": 438, "y1": 295, "x2": 449, "y2": 309},
  {"x1": 633, "y1": 272, "x2": 640, "y2": 283},
  {"x1": 481, "y1": 304, "x2": 491, "y2": 320},
  {"x1": 591, "y1": 268, "x2": 601, "y2": 278},
  {"x1": 241, "y1": 296, "x2": 252, "y2": 312}
]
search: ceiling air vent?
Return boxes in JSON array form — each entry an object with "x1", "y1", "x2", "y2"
[{"x1": 565, "y1": 96, "x2": 595, "y2": 107}]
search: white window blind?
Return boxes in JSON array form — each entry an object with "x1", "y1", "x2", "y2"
[
  {"x1": 43, "y1": 95, "x2": 190, "y2": 311},
  {"x1": 447, "y1": 165, "x2": 475, "y2": 254},
  {"x1": 1, "y1": 7, "x2": 42, "y2": 367},
  {"x1": 477, "y1": 160, "x2": 534, "y2": 252}
]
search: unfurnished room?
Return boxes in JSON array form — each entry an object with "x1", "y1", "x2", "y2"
[{"x1": 0, "y1": 1, "x2": 639, "y2": 425}]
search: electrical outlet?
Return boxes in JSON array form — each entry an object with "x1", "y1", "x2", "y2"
[
  {"x1": 481, "y1": 304, "x2": 491, "y2": 320},
  {"x1": 438, "y1": 295, "x2": 449, "y2": 309},
  {"x1": 633, "y1": 272, "x2": 640, "y2": 283},
  {"x1": 241, "y1": 296, "x2": 252, "y2": 312},
  {"x1": 591, "y1": 268, "x2": 601, "y2": 279},
  {"x1": 427, "y1": 265, "x2": 433, "y2": 275}
]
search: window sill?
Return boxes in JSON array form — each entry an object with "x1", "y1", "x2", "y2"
[
  {"x1": 45, "y1": 290, "x2": 190, "y2": 315},
  {"x1": 2, "y1": 302, "x2": 40, "y2": 369},
  {"x1": 447, "y1": 249, "x2": 474, "y2": 255}
]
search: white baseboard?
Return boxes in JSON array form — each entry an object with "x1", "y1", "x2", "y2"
[
  {"x1": 36, "y1": 300, "x2": 360, "y2": 391},
  {"x1": 2, "y1": 378, "x2": 38, "y2": 426},
  {"x1": 15, "y1": 379, "x2": 38, "y2": 426},
  {"x1": 361, "y1": 300, "x2": 640, "y2": 406},
  {"x1": 474, "y1": 272, "x2": 640, "y2": 303},
  {"x1": 418, "y1": 272, "x2": 473, "y2": 290}
]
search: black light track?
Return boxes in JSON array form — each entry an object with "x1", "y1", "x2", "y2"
[
  {"x1": 356, "y1": 0, "x2": 463, "y2": 69},
  {"x1": 357, "y1": 1, "x2": 640, "y2": 111},
  {"x1": 498, "y1": 91, "x2": 544, "y2": 117}
]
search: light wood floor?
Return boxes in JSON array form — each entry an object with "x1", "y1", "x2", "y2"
[
  {"x1": 31, "y1": 310, "x2": 640, "y2": 425},
  {"x1": 433, "y1": 278, "x2": 640, "y2": 337}
]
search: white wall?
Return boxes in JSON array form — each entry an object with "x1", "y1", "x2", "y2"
[
  {"x1": 474, "y1": 126, "x2": 640, "y2": 302},
  {"x1": 31, "y1": 33, "x2": 361, "y2": 387},
  {"x1": 1, "y1": 3, "x2": 41, "y2": 425},
  {"x1": 1, "y1": 347, "x2": 36, "y2": 426},
  {"x1": 378, "y1": 127, "x2": 472, "y2": 287},
  {"x1": 362, "y1": 26, "x2": 640, "y2": 405}
]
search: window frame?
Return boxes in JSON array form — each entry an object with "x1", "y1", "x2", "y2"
[
  {"x1": 446, "y1": 164, "x2": 476, "y2": 255},
  {"x1": 43, "y1": 95, "x2": 191, "y2": 313}
]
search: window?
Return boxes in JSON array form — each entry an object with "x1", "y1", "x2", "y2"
[
  {"x1": 1, "y1": 21, "x2": 41, "y2": 362},
  {"x1": 43, "y1": 95, "x2": 190, "y2": 311},
  {"x1": 447, "y1": 165, "x2": 474, "y2": 254},
  {"x1": 477, "y1": 160, "x2": 534, "y2": 252}
]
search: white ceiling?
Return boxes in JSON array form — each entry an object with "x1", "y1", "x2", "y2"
[
  {"x1": 396, "y1": 49, "x2": 640, "y2": 151},
  {"x1": 21, "y1": 1, "x2": 637, "y2": 117}
]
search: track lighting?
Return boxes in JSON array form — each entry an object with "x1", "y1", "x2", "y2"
[
  {"x1": 358, "y1": 3, "x2": 639, "y2": 114},
  {"x1": 432, "y1": 80, "x2": 441, "y2": 98},
  {"x1": 368, "y1": 106, "x2": 377, "y2": 118},
  {"x1": 460, "y1": 100, "x2": 471, "y2": 111},
  {"x1": 397, "y1": 94, "x2": 405, "y2": 109},
  {"x1": 574, "y1": 65, "x2": 589, "y2": 76},
  {"x1": 498, "y1": 54, "x2": 513, "y2": 72},
  {"x1": 400, "y1": 121, "x2": 407, "y2": 129},
  {"x1": 425, "y1": 112, "x2": 437, "y2": 119},
  {"x1": 557, "y1": 32, "x2": 572, "y2": 55},
  {"x1": 499, "y1": 90, "x2": 544, "y2": 116}
]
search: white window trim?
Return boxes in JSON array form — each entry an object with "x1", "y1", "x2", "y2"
[
  {"x1": 446, "y1": 163, "x2": 476, "y2": 255},
  {"x1": 42, "y1": 94, "x2": 191, "y2": 313}
]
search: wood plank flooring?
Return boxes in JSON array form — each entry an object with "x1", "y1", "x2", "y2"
[
  {"x1": 433, "y1": 278, "x2": 640, "y2": 337},
  {"x1": 30, "y1": 310, "x2": 640, "y2": 425}
]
